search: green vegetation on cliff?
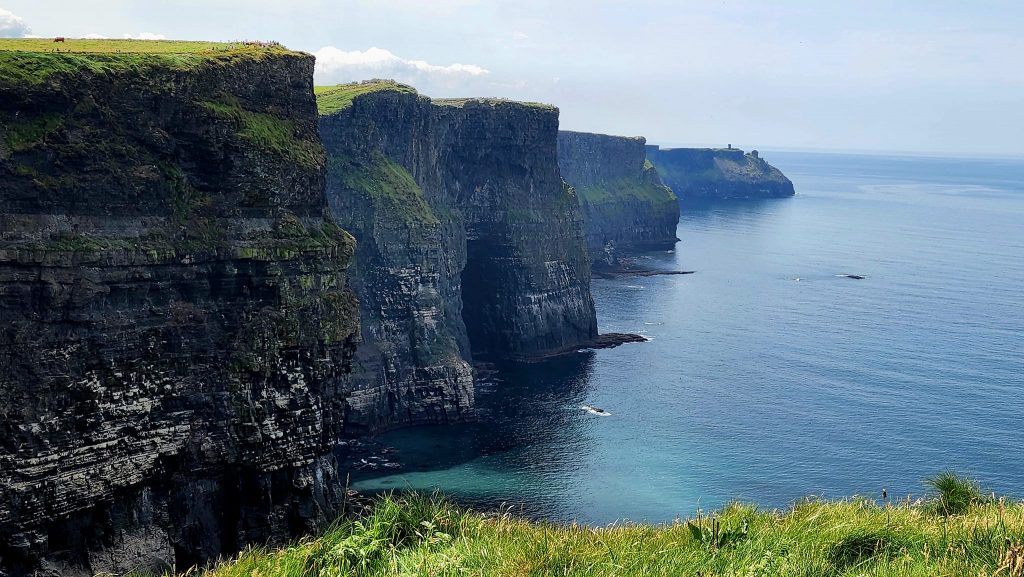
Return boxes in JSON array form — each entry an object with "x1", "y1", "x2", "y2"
[
  {"x1": 329, "y1": 151, "x2": 439, "y2": 226},
  {"x1": 573, "y1": 163, "x2": 677, "y2": 208},
  {"x1": 0, "y1": 39, "x2": 295, "y2": 86},
  {"x1": 178, "y1": 475, "x2": 1024, "y2": 577},
  {"x1": 433, "y1": 97, "x2": 557, "y2": 110},
  {"x1": 201, "y1": 96, "x2": 324, "y2": 169},
  {"x1": 575, "y1": 177, "x2": 677, "y2": 207},
  {"x1": 315, "y1": 81, "x2": 417, "y2": 115}
]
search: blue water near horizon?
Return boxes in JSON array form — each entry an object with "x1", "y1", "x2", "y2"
[{"x1": 352, "y1": 150, "x2": 1024, "y2": 524}]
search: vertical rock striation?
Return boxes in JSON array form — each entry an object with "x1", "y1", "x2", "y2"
[
  {"x1": 0, "y1": 43, "x2": 359, "y2": 576},
  {"x1": 646, "y1": 145, "x2": 795, "y2": 201},
  {"x1": 317, "y1": 82, "x2": 597, "y2": 428},
  {"x1": 557, "y1": 131, "x2": 679, "y2": 265}
]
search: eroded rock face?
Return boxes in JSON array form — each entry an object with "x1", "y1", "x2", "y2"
[
  {"x1": 557, "y1": 131, "x2": 679, "y2": 265},
  {"x1": 0, "y1": 48, "x2": 359, "y2": 576},
  {"x1": 318, "y1": 84, "x2": 597, "y2": 430},
  {"x1": 646, "y1": 145, "x2": 795, "y2": 200}
]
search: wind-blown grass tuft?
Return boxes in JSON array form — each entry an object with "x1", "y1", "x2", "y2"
[{"x1": 927, "y1": 471, "x2": 990, "y2": 516}]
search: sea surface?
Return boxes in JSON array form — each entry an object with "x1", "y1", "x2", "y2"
[{"x1": 352, "y1": 151, "x2": 1024, "y2": 524}]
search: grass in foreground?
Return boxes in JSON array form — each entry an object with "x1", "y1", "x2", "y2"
[{"x1": 179, "y1": 473, "x2": 1024, "y2": 577}]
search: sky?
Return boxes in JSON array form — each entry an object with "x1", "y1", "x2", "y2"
[{"x1": 3, "y1": 1, "x2": 1022, "y2": 156}]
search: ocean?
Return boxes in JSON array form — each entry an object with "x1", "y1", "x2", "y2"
[{"x1": 351, "y1": 151, "x2": 1024, "y2": 525}]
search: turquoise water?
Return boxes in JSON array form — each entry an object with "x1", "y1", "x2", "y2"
[{"x1": 352, "y1": 151, "x2": 1024, "y2": 524}]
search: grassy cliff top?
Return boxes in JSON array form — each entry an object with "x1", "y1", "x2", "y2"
[
  {"x1": 313, "y1": 80, "x2": 555, "y2": 114},
  {"x1": 559, "y1": 129, "x2": 646, "y2": 143},
  {"x1": 175, "y1": 474, "x2": 1024, "y2": 577},
  {"x1": 0, "y1": 39, "x2": 299, "y2": 86},
  {"x1": 315, "y1": 80, "x2": 418, "y2": 115},
  {"x1": 433, "y1": 96, "x2": 557, "y2": 111}
]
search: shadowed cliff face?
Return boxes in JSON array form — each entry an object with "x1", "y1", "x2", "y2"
[
  {"x1": 442, "y1": 101, "x2": 597, "y2": 356},
  {"x1": 0, "y1": 48, "x2": 359, "y2": 576},
  {"x1": 646, "y1": 146, "x2": 795, "y2": 201},
  {"x1": 318, "y1": 84, "x2": 597, "y2": 431},
  {"x1": 319, "y1": 87, "x2": 474, "y2": 434},
  {"x1": 557, "y1": 131, "x2": 679, "y2": 265}
]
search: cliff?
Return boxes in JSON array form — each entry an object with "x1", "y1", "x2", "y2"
[
  {"x1": 0, "y1": 40, "x2": 359, "y2": 576},
  {"x1": 317, "y1": 82, "x2": 597, "y2": 430},
  {"x1": 646, "y1": 145, "x2": 795, "y2": 201},
  {"x1": 317, "y1": 83, "x2": 473, "y2": 434},
  {"x1": 557, "y1": 131, "x2": 679, "y2": 265}
]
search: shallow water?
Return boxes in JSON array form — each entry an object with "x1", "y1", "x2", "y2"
[{"x1": 352, "y1": 151, "x2": 1024, "y2": 524}]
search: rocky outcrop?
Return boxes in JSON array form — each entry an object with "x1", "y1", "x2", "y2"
[
  {"x1": 557, "y1": 131, "x2": 679, "y2": 265},
  {"x1": 0, "y1": 44, "x2": 359, "y2": 576},
  {"x1": 646, "y1": 145, "x2": 795, "y2": 201},
  {"x1": 318, "y1": 82, "x2": 597, "y2": 428}
]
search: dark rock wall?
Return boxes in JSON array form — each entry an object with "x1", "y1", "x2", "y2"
[
  {"x1": 320, "y1": 89, "x2": 473, "y2": 434},
  {"x1": 557, "y1": 131, "x2": 679, "y2": 264},
  {"x1": 646, "y1": 145, "x2": 795, "y2": 200},
  {"x1": 0, "y1": 51, "x2": 359, "y2": 576},
  {"x1": 319, "y1": 86, "x2": 597, "y2": 432},
  {"x1": 443, "y1": 101, "x2": 597, "y2": 356}
]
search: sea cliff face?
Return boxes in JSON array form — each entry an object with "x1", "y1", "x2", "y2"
[
  {"x1": 557, "y1": 131, "x2": 679, "y2": 265},
  {"x1": 318, "y1": 83, "x2": 597, "y2": 430},
  {"x1": 318, "y1": 85, "x2": 473, "y2": 434},
  {"x1": 0, "y1": 44, "x2": 359, "y2": 576},
  {"x1": 646, "y1": 145, "x2": 795, "y2": 201}
]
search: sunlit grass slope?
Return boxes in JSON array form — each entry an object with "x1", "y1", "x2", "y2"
[
  {"x1": 315, "y1": 81, "x2": 418, "y2": 115},
  {"x1": 182, "y1": 473, "x2": 1024, "y2": 577},
  {"x1": 0, "y1": 38, "x2": 296, "y2": 86}
]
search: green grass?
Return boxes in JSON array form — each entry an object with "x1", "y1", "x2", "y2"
[
  {"x1": 178, "y1": 474, "x2": 1024, "y2": 577},
  {"x1": 433, "y1": 97, "x2": 557, "y2": 110},
  {"x1": 315, "y1": 81, "x2": 418, "y2": 115},
  {"x1": 574, "y1": 163, "x2": 676, "y2": 207},
  {"x1": 0, "y1": 38, "x2": 256, "y2": 54},
  {"x1": 330, "y1": 151, "x2": 439, "y2": 226},
  {"x1": 927, "y1": 471, "x2": 992, "y2": 516},
  {"x1": 0, "y1": 39, "x2": 296, "y2": 86},
  {"x1": 200, "y1": 96, "x2": 323, "y2": 169}
]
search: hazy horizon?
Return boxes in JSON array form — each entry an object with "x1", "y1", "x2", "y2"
[{"x1": 4, "y1": 1, "x2": 1022, "y2": 157}]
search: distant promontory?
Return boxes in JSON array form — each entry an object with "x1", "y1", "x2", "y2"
[{"x1": 646, "y1": 145, "x2": 795, "y2": 201}]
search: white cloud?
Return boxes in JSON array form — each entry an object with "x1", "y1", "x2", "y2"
[
  {"x1": 313, "y1": 46, "x2": 488, "y2": 86},
  {"x1": 124, "y1": 32, "x2": 167, "y2": 40},
  {"x1": 81, "y1": 32, "x2": 168, "y2": 40},
  {"x1": 0, "y1": 8, "x2": 31, "y2": 38}
]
